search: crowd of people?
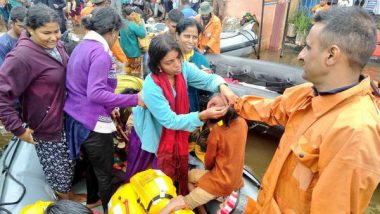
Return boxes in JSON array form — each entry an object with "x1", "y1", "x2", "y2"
[{"x1": 0, "y1": 1, "x2": 379, "y2": 214}]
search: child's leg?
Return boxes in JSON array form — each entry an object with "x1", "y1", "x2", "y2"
[{"x1": 184, "y1": 187, "x2": 217, "y2": 210}]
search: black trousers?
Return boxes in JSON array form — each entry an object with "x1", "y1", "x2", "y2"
[{"x1": 82, "y1": 132, "x2": 114, "y2": 212}]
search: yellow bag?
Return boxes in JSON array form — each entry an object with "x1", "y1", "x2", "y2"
[{"x1": 20, "y1": 201, "x2": 53, "y2": 214}]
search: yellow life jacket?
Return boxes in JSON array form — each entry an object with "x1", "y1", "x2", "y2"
[
  {"x1": 20, "y1": 201, "x2": 53, "y2": 214},
  {"x1": 108, "y1": 183, "x2": 145, "y2": 214},
  {"x1": 109, "y1": 169, "x2": 194, "y2": 214}
]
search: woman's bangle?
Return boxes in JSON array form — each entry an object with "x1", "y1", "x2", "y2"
[{"x1": 218, "y1": 83, "x2": 228, "y2": 92}]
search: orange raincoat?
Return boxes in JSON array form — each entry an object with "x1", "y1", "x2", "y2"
[
  {"x1": 195, "y1": 14, "x2": 221, "y2": 54},
  {"x1": 235, "y1": 77, "x2": 380, "y2": 213}
]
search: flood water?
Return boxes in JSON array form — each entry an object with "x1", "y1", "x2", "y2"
[{"x1": 0, "y1": 49, "x2": 379, "y2": 212}]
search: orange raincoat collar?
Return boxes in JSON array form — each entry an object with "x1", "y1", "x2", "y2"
[{"x1": 311, "y1": 76, "x2": 375, "y2": 117}]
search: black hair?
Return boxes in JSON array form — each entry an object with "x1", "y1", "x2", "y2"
[
  {"x1": 82, "y1": 7, "x2": 122, "y2": 35},
  {"x1": 148, "y1": 34, "x2": 182, "y2": 74},
  {"x1": 25, "y1": 4, "x2": 60, "y2": 31},
  {"x1": 314, "y1": 7, "x2": 377, "y2": 68},
  {"x1": 122, "y1": 6, "x2": 134, "y2": 17},
  {"x1": 176, "y1": 18, "x2": 202, "y2": 35},
  {"x1": 44, "y1": 200, "x2": 92, "y2": 214},
  {"x1": 207, "y1": 94, "x2": 238, "y2": 127},
  {"x1": 9, "y1": 6, "x2": 27, "y2": 23},
  {"x1": 122, "y1": 6, "x2": 145, "y2": 20},
  {"x1": 167, "y1": 9, "x2": 184, "y2": 23},
  {"x1": 209, "y1": 106, "x2": 238, "y2": 127},
  {"x1": 119, "y1": 87, "x2": 140, "y2": 124}
]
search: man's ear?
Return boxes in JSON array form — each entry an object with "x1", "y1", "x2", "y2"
[{"x1": 326, "y1": 45, "x2": 340, "y2": 66}]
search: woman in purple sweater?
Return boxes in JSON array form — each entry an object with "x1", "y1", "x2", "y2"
[
  {"x1": 0, "y1": 5, "x2": 79, "y2": 200},
  {"x1": 64, "y1": 7, "x2": 143, "y2": 211}
]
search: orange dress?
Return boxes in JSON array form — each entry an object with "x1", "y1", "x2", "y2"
[{"x1": 197, "y1": 117, "x2": 248, "y2": 196}]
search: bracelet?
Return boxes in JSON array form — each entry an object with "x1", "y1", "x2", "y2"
[{"x1": 218, "y1": 83, "x2": 228, "y2": 92}]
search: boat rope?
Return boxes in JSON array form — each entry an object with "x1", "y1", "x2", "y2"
[
  {"x1": 0, "y1": 137, "x2": 27, "y2": 213},
  {"x1": 238, "y1": 30, "x2": 258, "y2": 55}
]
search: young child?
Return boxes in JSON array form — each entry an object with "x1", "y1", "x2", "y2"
[{"x1": 160, "y1": 94, "x2": 248, "y2": 213}]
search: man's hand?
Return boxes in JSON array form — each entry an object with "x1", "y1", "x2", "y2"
[
  {"x1": 219, "y1": 84, "x2": 238, "y2": 106},
  {"x1": 203, "y1": 46, "x2": 210, "y2": 54},
  {"x1": 17, "y1": 128, "x2": 36, "y2": 144},
  {"x1": 53, "y1": 3, "x2": 59, "y2": 8}
]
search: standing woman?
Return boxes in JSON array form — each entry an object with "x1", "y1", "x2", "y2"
[
  {"x1": 130, "y1": 34, "x2": 237, "y2": 195},
  {"x1": 0, "y1": 4, "x2": 77, "y2": 200},
  {"x1": 119, "y1": 6, "x2": 146, "y2": 74},
  {"x1": 64, "y1": 7, "x2": 143, "y2": 211},
  {"x1": 176, "y1": 18, "x2": 210, "y2": 112}
]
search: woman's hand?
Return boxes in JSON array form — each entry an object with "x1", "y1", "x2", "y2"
[
  {"x1": 219, "y1": 84, "x2": 238, "y2": 106},
  {"x1": 137, "y1": 91, "x2": 145, "y2": 107},
  {"x1": 199, "y1": 106, "x2": 228, "y2": 121},
  {"x1": 18, "y1": 128, "x2": 36, "y2": 145},
  {"x1": 159, "y1": 196, "x2": 187, "y2": 214},
  {"x1": 111, "y1": 107, "x2": 120, "y2": 119}
]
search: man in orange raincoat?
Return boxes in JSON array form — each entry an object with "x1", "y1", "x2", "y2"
[
  {"x1": 195, "y1": 1, "x2": 221, "y2": 54},
  {"x1": 234, "y1": 7, "x2": 380, "y2": 213}
]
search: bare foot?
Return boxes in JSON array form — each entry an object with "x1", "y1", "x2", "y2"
[
  {"x1": 86, "y1": 199, "x2": 102, "y2": 209},
  {"x1": 69, "y1": 192, "x2": 87, "y2": 203}
]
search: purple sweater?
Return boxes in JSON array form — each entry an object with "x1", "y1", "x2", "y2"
[
  {"x1": 0, "y1": 33, "x2": 68, "y2": 141},
  {"x1": 64, "y1": 38, "x2": 138, "y2": 132}
]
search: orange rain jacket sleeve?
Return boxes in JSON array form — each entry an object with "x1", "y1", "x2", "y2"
[
  {"x1": 111, "y1": 39, "x2": 128, "y2": 63},
  {"x1": 196, "y1": 14, "x2": 221, "y2": 54},
  {"x1": 234, "y1": 77, "x2": 380, "y2": 214}
]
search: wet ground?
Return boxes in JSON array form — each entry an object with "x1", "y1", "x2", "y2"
[{"x1": 0, "y1": 48, "x2": 379, "y2": 212}]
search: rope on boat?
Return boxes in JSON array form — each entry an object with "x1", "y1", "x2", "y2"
[
  {"x1": 0, "y1": 137, "x2": 27, "y2": 213},
  {"x1": 236, "y1": 29, "x2": 258, "y2": 56}
]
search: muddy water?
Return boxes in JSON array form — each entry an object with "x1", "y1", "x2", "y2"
[{"x1": 245, "y1": 49, "x2": 380, "y2": 213}]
